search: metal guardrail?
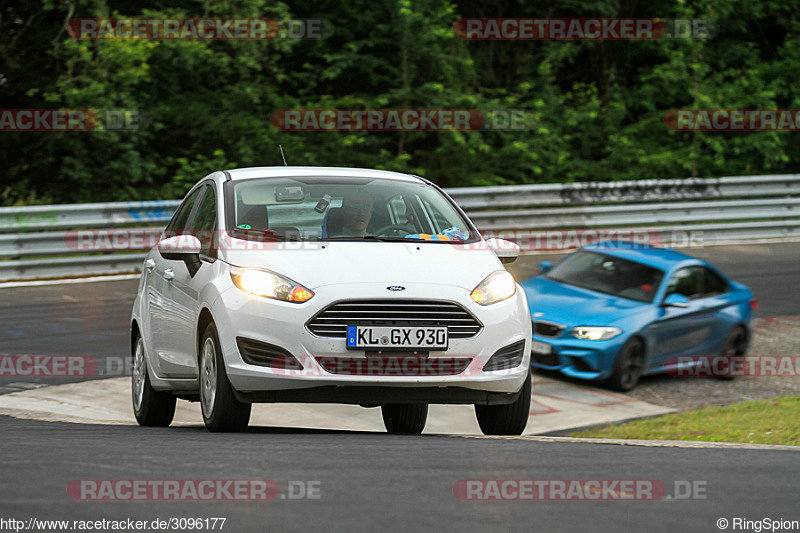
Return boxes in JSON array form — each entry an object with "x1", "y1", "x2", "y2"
[
  {"x1": 0, "y1": 200, "x2": 179, "y2": 231},
  {"x1": 1, "y1": 174, "x2": 799, "y2": 281}
]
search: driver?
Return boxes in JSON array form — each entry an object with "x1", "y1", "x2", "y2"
[{"x1": 339, "y1": 191, "x2": 374, "y2": 237}]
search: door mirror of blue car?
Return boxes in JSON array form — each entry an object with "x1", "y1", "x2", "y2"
[
  {"x1": 662, "y1": 293, "x2": 691, "y2": 308},
  {"x1": 539, "y1": 261, "x2": 553, "y2": 273}
]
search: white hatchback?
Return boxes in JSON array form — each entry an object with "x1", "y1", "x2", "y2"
[{"x1": 130, "y1": 167, "x2": 532, "y2": 434}]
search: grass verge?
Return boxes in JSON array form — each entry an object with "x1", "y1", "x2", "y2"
[{"x1": 571, "y1": 396, "x2": 800, "y2": 446}]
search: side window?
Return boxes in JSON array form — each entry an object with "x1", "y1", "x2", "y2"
[
  {"x1": 165, "y1": 187, "x2": 203, "y2": 236},
  {"x1": 702, "y1": 268, "x2": 728, "y2": 297},
  {"x1": 666, "y1": 267, "x2": 703, "y2": 299},
  {"x1": 192, "y1": 185, "x2": 218, "y2": 259}
]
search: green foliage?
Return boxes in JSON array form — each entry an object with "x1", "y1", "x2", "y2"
[{"x1": 2, "y1": 0, "x2": 800, "y2": 204}]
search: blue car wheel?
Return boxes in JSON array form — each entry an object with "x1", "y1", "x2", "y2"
[
  {"x1": 715, "y1": 326, "x2": 748, "y2": 381},
  {"x1": 606, "y1": 337, "x2": 645, "y2": 392}
]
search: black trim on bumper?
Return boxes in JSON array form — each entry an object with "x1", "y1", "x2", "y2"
[
  {"x1": 236, "y1": 337, "x2": 303, "y2": 369},
  {"x1": 233, "y1": 385, "x2": 522, "y2": 405},
  {"x1": 483, "y1": 340, "x2": 526, "y2": 372}
]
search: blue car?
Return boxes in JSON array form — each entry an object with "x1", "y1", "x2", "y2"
[{"x1": 520, "y1": 241, "x2": 756, "y2": 391}]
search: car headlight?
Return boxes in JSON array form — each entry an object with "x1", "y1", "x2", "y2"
[
  {"x1": 570, "y1": 326, "x2": 622, "y2": 341},
  {"x1": 229, "y1": 266, "x2": 314, "y2": 303},
  {"x1": 470, "y1": 270, "x2": 516, "y2": 305}
]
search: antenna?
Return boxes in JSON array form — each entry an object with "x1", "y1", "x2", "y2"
[{"x1": 279, "y1": 144, "x2": 288, "y2": 166}]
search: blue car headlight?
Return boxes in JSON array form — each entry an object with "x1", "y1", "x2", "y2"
[{"x1": 570, "y1": 326, "x2": 622, "y2": 341}]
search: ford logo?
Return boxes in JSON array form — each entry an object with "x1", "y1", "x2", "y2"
[{"x1": 386, "y1": 286, "x2": 406, "y2": 291}]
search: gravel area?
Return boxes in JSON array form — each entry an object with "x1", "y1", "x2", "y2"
[{"x1": 537, "y1": 316, "x2": 800, "y2": 411}]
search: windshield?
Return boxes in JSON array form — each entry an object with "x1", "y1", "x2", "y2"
[
  {"x1": 224, "y1": 176, "x2": 478, "y2": 243},
  {"x1": 545, "y1": 250, "x2": 664, "y2": 303}
]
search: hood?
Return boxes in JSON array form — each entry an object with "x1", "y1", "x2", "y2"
[
  {"x1": 521, "y1": 276, "x2": 647, "y2": 326},
  {"x1": 221, "y1": 240, "x2": 503, "y2": 289}
]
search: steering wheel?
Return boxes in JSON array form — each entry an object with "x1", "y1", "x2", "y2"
[{"x1": 372, "y1": 224, "x2": 412, "y2": 237}]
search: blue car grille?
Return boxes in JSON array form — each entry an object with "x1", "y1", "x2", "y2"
[
  {"x1": 533, "y1": 321, "x2": 565, "y2": 338},
  {"x1": 531, "y1": 351, "x2": 560, "y2": 367}
]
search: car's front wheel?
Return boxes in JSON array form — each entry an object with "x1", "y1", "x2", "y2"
[
  {"x1": 606, "y1": 337, "x2": 645, "y2": 392},
  {"x1": 132, "y1": 334, "x2": 176, "y2": 427},
  {"x1": 475, "y1": 368, "x2": 531, "y2": 435},
  {"x1": 381, "y1": 404, "x2": 428, "y2": 434},
  {"x1": 199, "y1": 322, "x2": 251, "y2": 432}
]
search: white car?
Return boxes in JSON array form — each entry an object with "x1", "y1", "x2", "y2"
[{"x1": 130, "y1": 167, "x2": 532, "y2": 434}]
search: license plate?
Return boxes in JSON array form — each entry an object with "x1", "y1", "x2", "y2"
[
  {"x1": 530, "y1": 340, "x2": 551, "y2": 355},
  {"x1": 346, "y1": 326, "x2": 448, "y2": 350}
]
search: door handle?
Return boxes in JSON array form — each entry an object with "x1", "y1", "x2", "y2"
[
  {"x1": 144, "y1": 259, "x2": 155, "y2": 272},
  {"x1": 164, "y1": 268, "x2": 175, "y2": 281}
]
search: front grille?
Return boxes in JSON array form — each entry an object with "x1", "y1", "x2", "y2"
[
  {"x1": 306, "y1": 300, "x2": 483, "y2": 339},
  {"x1": 316, "y1": 356, "x2": 471, "y2": 376},
  {"x1": 534, "y1": 320, "x2": 565, "y2": 338}
]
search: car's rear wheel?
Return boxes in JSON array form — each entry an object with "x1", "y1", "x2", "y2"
[
  {"x1": 132, "y1": 334, "x2": 176, "y2": 427},
  {"x1": 607, "y1": 337, "x2": 645, "y2": 392},
  {"x1": 381, "y1": 404, "x2": 428, "y2": 434},
  {"x1": 475, "y1": 368, "x2": 531, "y2": 436},
  {"x1": 199, "y1": 322, "x2": 251, "y2": 432},
  {"x1": 716, "y1": 327, "x2": 747, "y2": 380}
]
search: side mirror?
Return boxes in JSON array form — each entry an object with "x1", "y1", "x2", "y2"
[
  {"x1": 484, "y1": 238, "x2": 520, "y2": 264},
  {"x1": 539, "y1": 261, "x2": 553, "y2": 273},
  {"x1": 158, "y1": 235, "x2": 202, "y2": 276},
  {"x1": 662, "y1": 293, "x2": 690, "y2": 308}
]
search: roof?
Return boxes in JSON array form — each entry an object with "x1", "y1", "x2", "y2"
[
  {"x1": 223, "y1": 166, "x2": 425, "y2": 183},
  {"x1": 582, "y1": 240, "x2": 700, "y2": 271}
]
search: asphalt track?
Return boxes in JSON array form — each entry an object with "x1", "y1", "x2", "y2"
[
  {"x1": 1, "y1": 416, "x2": 798, "y2": 532},
  {"x1": 1, "y1": 242, "x2": 799, "y2": 531}
]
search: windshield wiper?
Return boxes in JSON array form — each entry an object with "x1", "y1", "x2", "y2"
[
  {"x1": 230, "y1": 228, "x2": 283, "y2": 241},
  {"x1": 318, "y1": 235, "x2": 394, "y2": 242},
  {"x1": 364, "y1": 235, "x2": 471, "y2": 243},
  {"x1": 317, "y1": 235, "x2": 468, "y2": 243}
]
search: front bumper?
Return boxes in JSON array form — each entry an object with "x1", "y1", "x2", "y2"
[
  {"x1": 211, "y1": 281, "x2": 531, "y2": 403},
  {"x1": 529, "y1": 332, "x2": 627, "y2": 381}
]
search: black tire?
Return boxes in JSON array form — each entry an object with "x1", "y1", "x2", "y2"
[
  {"x1": 716, "y1": 327, "x2": 747, "y2": 380},
  {"x1": 381, "y1": 404, "x2": 428, "y2": 434},
  {"x1": 606, "y1": 338, "x2": 645, "y2": 392},
  {"x1": 199, "y1": 322, "x2": 251, "y2": 432},
  {"x1": 132, "y1": 333, "x2": 176, "y2": 427},
  {"x1": 475, "y1": 368, "x2": 531, "y2": 436}
]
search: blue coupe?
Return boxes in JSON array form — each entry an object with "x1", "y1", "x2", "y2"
[{"x1": 520, "y1": 241, "x2": 757, "y2": 391}]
